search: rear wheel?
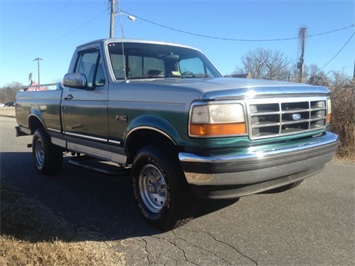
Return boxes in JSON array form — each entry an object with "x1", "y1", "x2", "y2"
[
  {"x1": 32, "y1": 128, "x2": 63, "y2": 175},
  {"x1": 132, "y1": 145, "x2": 198, "y2": 230}
]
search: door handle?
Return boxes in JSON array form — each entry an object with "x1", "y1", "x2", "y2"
[{"x1": 64, "y1": 94, "x2": 74, "y2": 100}]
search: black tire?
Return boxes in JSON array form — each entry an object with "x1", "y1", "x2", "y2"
[
  {"x1": 132, "y1": 145, "x2": 199, "y2": 230},
  {"x1": 32, "y1": 128, "x2": 63, "y2": 175}
]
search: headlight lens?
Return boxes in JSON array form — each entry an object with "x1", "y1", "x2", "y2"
[{"x1": 190, "y1": 103, "x2": 247, "y2": 137}]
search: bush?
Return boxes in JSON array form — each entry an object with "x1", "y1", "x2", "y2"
[{"x1": 329, "y1": 79, "x2": 355, "y2": 160}]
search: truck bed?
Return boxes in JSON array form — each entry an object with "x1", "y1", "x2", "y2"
[{"x1": 16, "y1": 85, "x2": 63, "y2": 134}]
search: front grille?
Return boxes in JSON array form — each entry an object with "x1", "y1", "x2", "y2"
[{"x1": 247, "y1": 98, "x2": 328, "y2": 139}]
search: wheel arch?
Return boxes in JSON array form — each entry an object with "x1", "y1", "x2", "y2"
[
  {"x1": 125, "y1": 127, "x2": 179, "y2": 164},
  {"x1": 123, "y1": 114, "x2": 186, "y2": 164},
  {"x1": 28, "y1": 114, "x2": 47, "y2": 134}
]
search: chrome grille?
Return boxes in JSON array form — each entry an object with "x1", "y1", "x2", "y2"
[{"x1": 247, "y1": 98, "x2": 328, "y2": 139}]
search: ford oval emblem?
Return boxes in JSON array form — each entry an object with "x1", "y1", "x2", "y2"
[{"x1": 292, "y1": 113, "x2": 302, "y2": 121}]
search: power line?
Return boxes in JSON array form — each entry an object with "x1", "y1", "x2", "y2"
[
  {"x1": 1, "y1": 7, "x2": 109, "y2": 66},
  {"x1": 308, "y1": 25, "x2": 354, "y2": 38},
  {"x1": 2, "y1": 4, "x2": 353, "y2": 69},
  {"x1": 121, "y1": 9, "x2": 354, "y2": 42},
  {"x1": 319, "y1": 31, "x2": 355, "y2": 71},
  {"x1": 2, "y1": 0, "x2": 74, "y2": 46}
]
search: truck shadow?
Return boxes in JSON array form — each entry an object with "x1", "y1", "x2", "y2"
[{"x1": 1, "y1": 152, "x2": 238, "y2": 243}]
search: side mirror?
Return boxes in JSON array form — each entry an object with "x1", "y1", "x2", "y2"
[{"x1": 63, "y1": 73, "x2": 87, "y2": 89}]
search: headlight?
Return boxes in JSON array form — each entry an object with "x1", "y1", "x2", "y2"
[{"x1": 189, "y1": 103, "x2": 247, "y2": 137}]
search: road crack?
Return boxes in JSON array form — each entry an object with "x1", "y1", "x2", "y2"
[
  {"x1": 150, "y1": 233, "x2": 199, "y2": 265},
  {"x1": 179, "y1": 228, "x2": 258, "y2": 265}
]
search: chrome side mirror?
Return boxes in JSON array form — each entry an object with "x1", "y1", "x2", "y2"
[{"x1": 63, "y1": 73, "x2": 87, "y2": 89}]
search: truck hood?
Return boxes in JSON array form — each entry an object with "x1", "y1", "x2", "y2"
[{"x1": 128, "y1": 77, "x2": 330, "y2": 100}]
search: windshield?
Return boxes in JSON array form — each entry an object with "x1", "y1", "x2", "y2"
[{"x1": 108, "y1": 42, "x2": 222, "y2": 80}]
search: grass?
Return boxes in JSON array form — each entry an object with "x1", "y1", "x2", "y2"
[{"x1": 0, "y1": 182, "x2": 125, "y2": 266}]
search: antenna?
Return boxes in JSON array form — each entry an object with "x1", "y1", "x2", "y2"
[
  {"x1": 117, "y1": 0, "x2": 128, "y2": 82},
  {"x1": 109, "y1": 0, "x2": 135, "y2": 82}
]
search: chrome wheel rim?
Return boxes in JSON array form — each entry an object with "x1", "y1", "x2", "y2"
[
  {"x1": 34, "y1": 139, "x2": 45, "y2": 168},
  {"x1": 139, "y1": 164, "x2": 168, "y2": 213}
]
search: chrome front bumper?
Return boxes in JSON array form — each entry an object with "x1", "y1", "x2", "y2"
[{"x1": 179, "y1": 132, "x2": 338, "y2": 199}]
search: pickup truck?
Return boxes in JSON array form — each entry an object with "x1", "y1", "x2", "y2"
[{"x1": 15, "y1": 39, "x2": 339, "y2": 230}]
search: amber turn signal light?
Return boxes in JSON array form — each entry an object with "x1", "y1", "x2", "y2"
[{"x1": 190, "y1": 122, "x2": 247, "y2": 136}]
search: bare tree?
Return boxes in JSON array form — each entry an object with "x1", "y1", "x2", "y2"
[
  {"x1": 234, "y1": 48, "x2": 293, "y2": 81},
  {"x1": 308, "y1": 64, "x2": 330, "y2": 86},
  {"x1": 0, "y1": 82, "x2": 22, "y2": 103}
]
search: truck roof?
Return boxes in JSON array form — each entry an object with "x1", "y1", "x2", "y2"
[{"x1": 76, "y1": 38, "x2": 202, "y2": 52}]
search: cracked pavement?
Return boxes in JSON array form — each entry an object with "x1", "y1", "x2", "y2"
[
  {"x1": 114, "y1": 230, "x2": 257, "y2": 266},
  {"x1": 1, "y1": 116, "x2": 354, "y2": 265}
]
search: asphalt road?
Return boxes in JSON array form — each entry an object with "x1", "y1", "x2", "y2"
[{"x1": 1, "y1": 115, "x2": 354, "y2": 265}]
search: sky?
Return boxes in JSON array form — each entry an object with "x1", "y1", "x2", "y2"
[{"x1": 0, "y1": 0, "x2": 354, "y2": 87}]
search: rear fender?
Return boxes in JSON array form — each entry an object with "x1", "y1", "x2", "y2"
[{"x1": 28, "y1": 111, "x2": 46, "y2": 134}]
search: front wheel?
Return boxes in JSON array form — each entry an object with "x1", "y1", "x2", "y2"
[
  {"x1": 32, "y1": 128, "x2": 63, "y2": 175},
  {"x1": 132, "y1": 145, "x2": 198, "y2": 230}
]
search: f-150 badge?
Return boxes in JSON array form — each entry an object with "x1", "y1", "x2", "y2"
[{"x1": 116, "y1": 115, "x2": 128, "y2": 122}]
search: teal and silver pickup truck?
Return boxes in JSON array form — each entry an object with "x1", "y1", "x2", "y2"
[{"x1": 16, "y1": 39, "x2": 338, "y2": 230}]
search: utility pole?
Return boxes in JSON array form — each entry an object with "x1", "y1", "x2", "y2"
[
  {"x1": 33, "y1": 58, "x2": 42, "y2": 85},
  {"x1": 297, "y1": 27, "x2": 307, "y2": 83},
  {"x1": 109, "y1": 0, "x2": 115, "y2": 38}
]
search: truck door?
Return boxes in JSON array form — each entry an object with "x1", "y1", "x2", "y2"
[{"x1": 62, "y1": 48, "x2": 109, "y2": 157}]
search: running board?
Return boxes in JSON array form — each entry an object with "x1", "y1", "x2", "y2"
[{"x1": 69, "y1": 156, "x2": 130, "y2": 176}]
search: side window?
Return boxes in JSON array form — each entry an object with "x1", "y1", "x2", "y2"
[
  {"x1": 95, "y1": 59, "x2": 106, "y2": 87},
  {"x1": 75, "y1": 50, "x2": 100, "y2": 88},
  {"x1": 110, "y1": 54, "x2": 124, "y2": 79}
]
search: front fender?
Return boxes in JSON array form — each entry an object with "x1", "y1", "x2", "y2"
[{"x1": 124, "y1": 114, "x2": 185, "y2": 146}]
